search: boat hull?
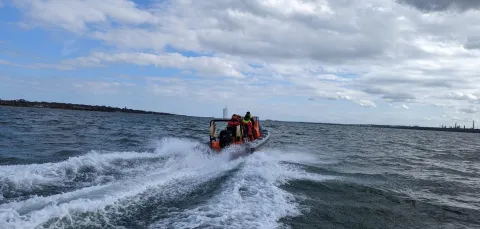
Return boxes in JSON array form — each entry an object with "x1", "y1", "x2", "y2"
[
  {"x1": 245, "y1": 128, "x2": 271, "y2": 153},
  {"x1": 223, "y1": 129, "x2": 271, "y2": 160}
]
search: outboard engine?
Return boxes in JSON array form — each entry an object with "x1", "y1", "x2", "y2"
[{"x1": 219, "y1": 129, "x2": 233, "y2": 147}]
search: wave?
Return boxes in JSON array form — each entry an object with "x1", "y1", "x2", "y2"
[
  {"x1": 0, "y1": 150, "x2": 162, "y2": 201},
  {"x1": 0, "y1": 137, "x2": 331, "y2": 229},
  {"x1": 150, "y1": 151, "x2": 334, "y2": 229}
]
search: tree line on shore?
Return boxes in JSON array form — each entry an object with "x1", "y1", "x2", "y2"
[{"x1": 0, "y1": 99, "x2": 175, "y2": 115}]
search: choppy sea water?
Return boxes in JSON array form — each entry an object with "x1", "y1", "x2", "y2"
[{"x1": 0, "y1": 106, "x2": 479, "y2": 229}]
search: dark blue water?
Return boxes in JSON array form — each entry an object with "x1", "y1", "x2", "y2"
[{"x1": 0, "y1": 106, "x2": 479, "y2": 229}]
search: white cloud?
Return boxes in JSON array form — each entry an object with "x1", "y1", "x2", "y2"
[
  {"x1": 357, "y1": 100, "x2": 377, "y2": 108},
  {"x1": 5, "y1": 0, "x2": 480, "y2": 124},
  {"x1": 65, "y1": 52, "x2": 247, "y2": 78},
  {"x1": 12, "y1": 0, "x2": 158, "y2": 33},
  {"x1": 446, "y1": 92, "x2": 478, "y2": 101}
]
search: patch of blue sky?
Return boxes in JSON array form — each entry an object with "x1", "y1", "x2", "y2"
[
  {"x1": 0, "y1": 24, "x2": 102, "y2": 63},
  {"x1": 311, "y1": 65, "x2": 361, "y2": 79},
  {"x1": 0, "y1": 59, "x2": 196, "y2": 89},
  {"x1": 248, "y1": 63, "x2": 264, "y2": 69},
  {"x1": 0, "y1": 64, "x2": 63, "y2": 79},
  {"x1": 63, "y1": 64, "x2": 194, "y2": 86},
  {"x1": 133, "y1": 0, "x2": 165, "y2": 9},
  {"x1": 248, "y1": 79, "x2": 293, "y2": 87},
  {"x1": 99, "y1": 63, "x2": 185, "y2": 76},
  {"x1": 0, "y1": 2, "x2": 20, "y2": 21},
  {"x1": 334, "y1": 71, "x2": 361, "y2": 79},
  {"x1": 101, "y1": 19, "x2": 154, "y2": 31}
]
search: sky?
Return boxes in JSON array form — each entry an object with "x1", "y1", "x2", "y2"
[{"x1": 1, "y1": 0, "x2": 480, "y2": 127}]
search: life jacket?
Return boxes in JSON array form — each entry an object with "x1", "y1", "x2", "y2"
[
  {"x1": 241, "y1": 119, "x2": 253, "y2": 141},
  {"x1": 242, "y1": 119, "x2": 253, "y2": 135},
  {"x1": 228, "y1": 115, "x2": 241, "y2": 127},
  {"x1": 228, "y1": 120, "x2": 240, "y2": 127}
]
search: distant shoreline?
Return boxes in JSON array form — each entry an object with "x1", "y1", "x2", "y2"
[
  {"x1": 359, "y1": 124, "x2": 480, "y2": 134},
  {"x1": 288, "y1": 121, "x2": 480, "y2": 134},
  {"x1": 2, "y1": 99, "x2": 479, "y2": 134},
  {"x1": 0, "y1": 99, "x2": 177, "y2": 116}
]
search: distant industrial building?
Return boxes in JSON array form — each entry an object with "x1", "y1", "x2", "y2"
[{"x1": 223, "y1": 106, "x2": 228, "y2": 119}]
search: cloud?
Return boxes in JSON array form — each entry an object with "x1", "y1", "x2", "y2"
[
  {"x1": 1, "y1": 52, "x2": 248, "y2": 78},
  {"x1": 309, "y1": 93, "x2": 376, "y2": 108},
  {"x1": 396, "y1": 0, "x2": 480, "y2": 12},
  {"x1": 464, "y1": 36, "x2": 480, "y2": 50},
  {"x1": 4, "y1": 0, "x2": 480, "y2": 125},
  {"x1": 357, "y1": 100, "x2": 377, "y2": 108},
  {"x1": 460, "y1": 107, "x2": 479, "y2": 114},
  {"x1": 12, "y1": 0, "x2": 159, "y2": 33},
  {"x1": 0, "y1": 58, "x2": 74, "y2": 70},
  {"x1": 72, "y1": 81, "x2": 135, "y2": 95},
  {"x1": 11, "y1": 0, "x2": 399, "y2": 64},
  {"x1": 446, "y1": 92, "x2": 478, "y2": 101}
]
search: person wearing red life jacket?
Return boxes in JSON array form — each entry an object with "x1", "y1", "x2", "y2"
[
  {"x1": 227, "y1": 114, "x2": 241, "y2": 127},
  {"x1": 227, "y1": 114, "x2": 242, "y2": 142}
]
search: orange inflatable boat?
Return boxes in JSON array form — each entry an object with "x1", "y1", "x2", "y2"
[{"x1": 208, "y1": 116, "x2": 271, "y2": 154}]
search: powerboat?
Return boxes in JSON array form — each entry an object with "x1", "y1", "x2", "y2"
[{"x1": 208, "y1": 116, "x2": 271, "y2": 157}]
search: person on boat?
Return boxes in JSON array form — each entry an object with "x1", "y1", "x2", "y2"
[
  {"x1": 227, "y1": 114, "x2": 241, "y2": 127},
  {"x1": 244, "y1": 111, "x2": 258, "y2": 139},
  {"x1": 227, "y1": 114, "x2": 242, "y2": 141},
  {"x1": 242, "y1": 114, "x2": 254, "y2": 141}
]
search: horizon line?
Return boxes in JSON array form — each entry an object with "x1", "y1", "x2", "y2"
[{"x1": 0, "y1": 98, "x2": 475, "y2": 129}]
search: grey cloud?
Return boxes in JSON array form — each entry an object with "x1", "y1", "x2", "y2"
[
  {"x1": 174, "y1": 0, "x2": 397, "y2": 64},
  {"x1": 460, "y1": 107, "x2": 478, "y2": 114},
  {"x1": 421, "y1": 81, "x2": 455, "y2": 88},
  {"x1": 361, "y1": 87, "x2": 389, "y2": 95},
  {"x1": 358, "y1": 84, "x2": 417, "y2": 103},
  {"x1": 382, "y1": 92, "x2": 417, "y2": 103},
  {"x1": 397, "y1": 0, "x2": 480, "y2": 12},
  {"x1": 464, "y1": 36, "x2": 480, "y2": 50},
  {"x1": 197, "y1": 33, "x2": 386, "y2": 65},
  {"x1": 359, "y1": 71, "x2": 467, "y2": 90}
]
